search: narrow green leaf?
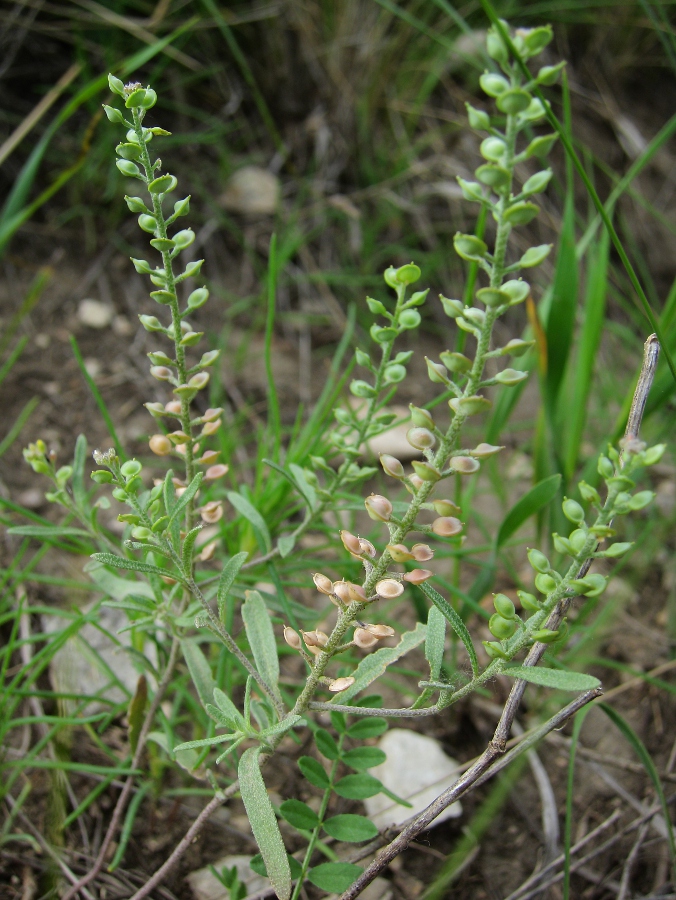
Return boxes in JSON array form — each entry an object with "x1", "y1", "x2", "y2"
[
  {"x1": 109, "y1": 781, "x2": 151, "y2": 872},
  {"x1": 91, "y1": 552, "x2": 182, "y2": 582},
  {"x1": 307, "y1": 862, "x2": 363, "y2": 893},
  {"x1": 227, "y1": 491, "x2": 271, "y2": 553},
  {"x1": 505, "y1": 666, "x2": 600, "y2": 692},
  {"x1": 181, "y1": 525, "x2": 203, "y2": 572},
  {"x1": 216, "y1": 551, "x2": 248, "y2": 624},
  {"x1": 127, "y1": 675, "x2": 147, "y2": 755},
  {"x1": 342, "y1": 746, "x2": 387, "y2": 771},
  {"x1": 238, "y1": 746, "x2": 291, "y2": 900},
  {"x1": 496, "y1": 473, "x2": 561, "y2": 548},
  {"x1": 425, "y1": 605, "x2": 446, "y2": 680},
  {"x1": 71, "y1": 433, "x2": 88, "y2": 506},
  {"x1": 288, "y1": 462, "x2": 318, "y2": 510},
  {"x1": 323, "y1": 814, "x2": 378, "y2": 843},
  {"x1": 330, "y1": 622, "x2": 427, "y2": 703},
  {"x1": 167, "y1": 472, "x2": 203, "y2": 530},
  {"x1": 279, "y1": 799, "x2": 319, "y2": 831},
  {"x1": 333, "y1": 773, "x2": 382, "y2": 799},
  {"x1": 9, "y1": 525, "x2": 92, "y2": 539},
  {"x1": 346, "y1": 718, "x2": 388, "y2": 740},
  {"x1": 212, "y1": 686, "x2": 245, "y2": 730},
  {"x1": 173, "y1": 733, "x2": 236, "y2": 752},
  {"x1": 180, "y1": 639, "x2": 216, "y2": 707},
  {"x1": 418, "y1": 583, "x2": 478, "y2": 678},
  {"x1": 298, "y1": 756, "x2": 330, "y2": 789},
  {"x1": 250, "y1": 853, "x2": 303, "y2": 881},
  {"x1": 277, "y1": 535, "x2": 295, "y2": 558},
  {"x1": 242, "y1": 590, "x2": 280, "y2": 699}
]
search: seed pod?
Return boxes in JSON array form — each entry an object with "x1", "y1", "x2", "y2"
[
  {"x1": 376, "y1": 579, "x2": 404, "y2": 599},
  {"x1": 449, "y1": 396, "x2": 492, "y2": 416},
  {"x1": 340, "y1": 530, "x2": 362, "y2": 555},
  {"x1": 303, "y1": 630, "x2": 329, "y2": 648},
  {"x1": 149, "y1": 434, "x2": 172, "y2": 456},
  {"x1": 411, "y1": 543, "x2": 434, "y2": 562},
  {"x1": 313, "y1": 573, "x2": 334, "y2": 595},
  {"x1": 365, "y1": 494, "x2": 393, "y2": 522},
  {"x1": 534, "y1": 573, "x2": 557, "y2": 594},
  {"x1": 284, "y1": 626, "x2": 302, "y2": 650},
  {"x1": 347, "y1": 583, "x2": 367, "y2": 603},
  {"x1": 527, "y1": 548, "x2": 551, "y2": 573},
  {"x1": 329, "y1": 676, "x2": 355, "y2": 693},
  {"x1": 432, "y1": 517, "x2": 463, "y2": 537},
  {"x1": 450, "y1": 456, "x2": 480, "y2": 474},
  {"x1": 432, "y1": 499, "x2": 460, "y2": 516},
  {"x1": 365, "y1": 623, "x2": 396, "y2": 638},
  {"x1": 489, "y1": 613, "x2": 516, "y2": 640},
  {"x1": 353, "y1": 628, "x2": 379, "y2": 649},
  {"x1": 165, "y1": 400, "x2": 182, "y2": 414},
  {"x1": 332, "y1": 581, "x2": 351, "y2": 604},
  {"x1": 145, "y1": 402, "x2": 166, "y2": 417},
  {"x1": 407, "y1": 474, "x2": 425, "y2": 493},
  {"x1": 517, "y1": 590, "x2": 540, "y2": 612},
  {"x1": 439, "y1": 350, "x2": 472, "y2": 373},
  {"x1": 425, "y1": 358, "x2": 450, "y2": 384},
  {"x1": 409, "y1": 405, "x2": 435, "y2": 429},
  {"x1": 470, "y1": 443, "x2": 504, "y2": 458},
  {"x1": 168, "y1": 431, "x2": 190, "y2": 445},
  {"x1": 205, "y1": 464, "x2": 229, "y2": 480},
  {"x1": 483, "y1": 640, "x2": 509, "y2": 660},
  {"x1": 200, "y1": 501, "x2": 223, "y2": 524},
  {"x1": 411, "y1": 460, "x2": 441, "y2": 482},
  {"x1": 562, "y1": 498, "x2": 585, "y2": 523},
  {"x1": 387, "y1": 543, "x2": 415, "y2": 562},
  {"x1": 197, "y1": 450, "x2": 220, "y2": 466},
  {"x1": 407, "y1": 427, "x2": 436, "y2": 451},
  {"x1": 403, "y1": 569, "x2": 433, "y2": 584},
  {"x1": 202, "y1": 419, "x2": 221, "y2": 436},
  {"x1": 531, "y1": 629, "x2": 559, "y2": 644},
  {"x1": 199, "y1": 540, "x2": 217, "y2": 561},
  {"x1": 380, "y1": 454, "x2": 405, "y2": 479},
  {"x1": 150, "y1": 366, "x2": 172, "y2": 381},
  {"x1": 597, "y1": 456, "x2": 614, "y2": 479},
  {"x1": 493, "y1": 593, "x2": 516, "y2": 619},
  {"x1": 358, "y1": 539, "x2": 377, "y2": 559}
]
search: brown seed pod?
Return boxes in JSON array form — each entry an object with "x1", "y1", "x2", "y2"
[
  {"x1": 205, "y1": 464, "x2": 229, "y2": 480},
  {"x1": 329, "y1": 676, "x2": 355, "y2": 693},
  {"x1": 380, "y1": 453, "x2": 405, "y2": 479},
  {"x1": 313, "y1": 573, "x2": 334, "y2": 595},
  {"x1": 432, "y1": 516, "x2": 463, "y2": 537},
  {"x1": 364, "y1": 494, "x2": 393, "y2": 522},
  {"x1": 347, "y1": 583, "x2": 367, "y2": 603},
  {"x1": 411, "y1": 543, "x2": 434, "y2": 561},
  {"x1": 302, "y1": 630, "x2": 329, "y2": 648},
  {"x1": 365, "y1": 623, "x2": 396, "y2": 638},
  {"x1": 340, "y1": 530, "x2": 362, "y2": 555},
  {"x1": 200, "y1": 501, "x2": 223, "y2": 524},
  {"x1": 332, "y1": 581, "x2": 351, "y2": 604},
  {"x1": 283, "y1": 626, "x2": 302, "y2": 650},
  {"x1": 353, "y1": 628, "x2": 379, "y2": 649},
  {"x1": 387, "y1": 543, "x2": 415, "y2": 562},
  {"x1": 149, "y1": 434, "x2": 173, "y2": 456},
  {"x1": 358, "y1": 538, "x2": 377, "y2": 559},
  {"x1": 376, "y1": 579, "x2": 404, "y2": 599},
  {"x1": 403, "y1": 568, "x2": 434, "y2": 584}
]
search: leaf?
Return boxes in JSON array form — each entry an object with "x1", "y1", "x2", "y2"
[
  {"x1": 173, "y1": 733, "x2": 237, "y2": 752},
  {"x1": 90, "y1": 552, "x2": 182, "y2": 583},
  {"x1": 307, "y1": 862, "x2": 363, "y2": 893},
  {"x1": 9, "y1": 525, "x2": 92, "y2": 539},
  {"x1": 250, "y1": 853, "x2": 303, "y2": 881},
  {"x1": 418, "y1": 583, "x2": 478, "y2": 678},
  {"x1": 346, "y1": 718, "x2": 388, "y2": 740},
  {"x1": 85, "y1": 563, "x2": 155, "y2": 602},
  {"x1": 127, "y1": 675, "x2": 147, "y2": 755},
  {"x1": 260, "y1": 715, "x2": 302, "y2": 740},
  {"x1": 279, "y1": 799, "x2": 319, "y2": 831},
  {"x1": 168, "y1": 472, "x2": 203, "y2": 531},
  {"x1": 330, "y1": 622, "x2": 427, "y2": 703},
  {"x1": 425, "y1": 605, "x2": 446, "y2": 680},
  {"x1": 242, "y1": 591, "x2": 280, "y2": 699},
  {"x1": 71, "y1": 433, "x2": 88, "y2": 505},
  {"x1": 277, "y1": 535, "x2": 295, "y2": 558},
  {"x1": 180, "y1": 639, "x2": 216, "y2": 707},
  {"x1": 505, "y1": 666, "x2": 601, "y2": 692},
  {"x1": 227, "y1": 491, "x2": 271, "y2": 553},
  {"x1": 298, "y1": 756, "x2": 330, "y2": 789},
  {"x1": 545, "y1": 190, "x2": 578, "y2": 409},
  {"x1": 181, "y1": 525, "x2": 203, "y2": 572},
  {"x1": 314, "y1": 728, "x2": 339, "y2": 760},
  {"x1": 212, "y1": 687, "x2": 245, "y2": 730},
  {"x1": 216, "y1": 551, "x2": 248, "y2": 624},
  {"x1": 238, "y1": 746, "x2": 291, "y2": 900},
  {"x1": 322, "y1": 815, "x2": 378, "y2": 843},
  {"x1": 342, "y1": 746, "x2": 386, "y2": 771},
  {"x1": 333, "y1": 773, "x2": 383, "y2": 799},
  {"x1": 101, "y1": 597, "x2": 155, "y2": 614},
  {"x1": 496, "y1": 473, "x2": 562, "y2": 549},
  {"x1": 288, "y1": 462, "x2": 318, "y2": 510}
]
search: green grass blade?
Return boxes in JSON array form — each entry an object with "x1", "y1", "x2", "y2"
[{"x1": 0, "y1": 397, "x2": 39, "y2": 459}]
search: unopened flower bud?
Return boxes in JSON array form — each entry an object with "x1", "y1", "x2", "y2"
[
  {"x1": 149, "y1": 434, "x2": 172, "y2": 456},
  {"x1": 340, "y1": 530, "x2": 362, "y2": 555},
  {"x1": 387, "y1": 543, "x2": 415, "y2": 562},
  {"x1": 150, "y1": 366, "x2": 172, "y2": 381},
  {"x1": 365, "y1": 494, "x2": 393, "y2": 522},
  {"x1": 432, "y1": 499, "x2": 460, "y2": 516},
  {"x1": 205, "y1": 464, "x2": 229, "y2": 480},
  {"x1": 470, "y1": 443, "x2": 504, "y2": 458},
  {"x1": 450, "y1": 456, "x2": 480, "y2": 474},
  {"x1": 376, "y1": 579, "x2": 404, "y2": 599},
  {"x1": 380, "y1": 454, "x2": 405, "y2": 479},
  {"x1": 354, "y1": 628, "x2": 379, "y2": 649},
  {"x1": 432, "y1": 517, "x2": 463, "y2": 537},
  {"x1": 403, "y1": 568, "x2": 434, "y2": 584},
  {"x1": 284, "y1": 626, "x2": 302, "y2": 650},
  {"x1": 411, "y1": 543, "x2": 434, "y2": 561},
  {"x1": 329, "y1": 676, "x2": 355, "y2": 693},
  {"x1": 407, "y1": 427, "x2": 436, "y2": 450},
  {"x1": 200, "y1": 501, "x2": 223, "y2": 524},
  {"x1": 313, "y1": 573, "x2": 334, "y2": 595},
  {"x1": 199, "y1": 540, "x2": 217, "y2": 561},
  {"x1": 358, "y1": 538, "x2": 377, "y2": 558}
]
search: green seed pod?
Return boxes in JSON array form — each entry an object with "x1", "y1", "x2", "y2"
[
  {"x1": 125, "y1": 88, "x2": 148, "y2": 108},
  {"x1": 399, "y1": 309, "x2": 421, "y2": 329},
  {"x1": 187, "y1": 287, "x2": 209, "y2": 309},
  {"x1": 531, "y1": 628, "x2": 559, "y2": 644},
  {"x1": 150, "y1": 238, "x2": 175, "y2": 253},
  {"x1": 493, "y1": 593, "x2": 515, "y2": 619},
  {"x1": 503, "y1": 201, "x2": 540, "y2": 226},
  {"x1": 476, "y1": 164, "x2": 511, "y2": 189},
  {"x1": 494, "y1": 368, "x2": 528, "y2": 386},
  {"x1": 483, "y1": 640, "x2": 509, "y2": 660},
  {"x1": 589, "y1": 525, "x2": 616, "y2": 538},
  {"x1": 370, "y1": 324, "x2": 398, "y2": 344},
  {"x1": 628, "y1": 490, "x2": 655, "y2": 511},
  {"x1": 120, "y1": 460, "x2": 142, "y2": 479},
  {"x1": 578, "y1": 481, "x2": 601, "y2": 505},
  {"x1": 552, "y1": 533, "x2": 575, "y2": 555},
  {"x1": 138, "y1": 88, "x2": 157, "y2": 109},
  {"x1": 440, "y1": 296, "x2": 465, "y2": 318},
  {"x1": 601, "y1": 542, "x2": 633, "y2": 558},
  {"x1": 606, "y1": 475, "x2": 635, "y2": 490},
  {"x1": 139, "y1": 315, "x2": 163, "y2": 332},
  {"x1": 108, "y1": 74, "x2": 125, "y2": 97},
  {"x1": 383, "y1": 267, "x2": 399, "y2": 288},
  {"x1": 125, "y1": 196, "x2": 148, "y2": 214},
  {"x1": 569, "y1": 529, "x2": 587, "y2": 553},
  {"x1": 199, "y1": 350, "x2": 220, "y2": 368},
  {"x1": 499, "y1": 339, "x2": 534, "y2": 357},
  {"x1": 480, "y1": 137, "x2": 507, "y2": 162},
  {"x1": 643, "y1": 444, "x2": 666, "y2": 465},
  {"x1": 150, "y1": 290, "x2": 174, "y2": 305},
  {"x1": 112, "y1": 487, "x2": 127, "y2": 502},
  {"x1": 426, "y1": 358, "x2": 450, "y2": 384},
  {"x1": 91, "y1": 470, "x2": 114, "y2": 484},
  {"x1": 476, "y1": 287, "x2": 510, "y2": 308},
  {"x1": 407, "y1": 289, "x2": 429, "y2": 307},
  {"x1": 366, "y1": 297, "x2": 387, "y2": 316},
  {"x1": 570, "y1": 574, "x2": 607, "y2": 597},
  {"x1": 396, "y1": 263, "x2": 421, "y2": 284},
  {"x1": 151, "y1": 515, "x2": 169, "y2": 533},
  {"x1": 523, "y1": 170, "x2": 553, "y2": 195},
  {"x1": 597, "y1": 455, "x2": 614, "y2": 479},
  {"x1": 383, "y1": 363, "x2": 406, "y2": 384},
  {"x1": 497, "y1": 89, "x2": 532, "y2": 114},
  {"x1": 534, "y1": 573, "x2": 557, "y2": 594},
  {"x1": 148, "y1": 174, "x2": 177, "y2": 195},
  {"x1": 131, "y1": 258, "x2": 153, "y2": 274},
  {"x1": 380, "y1": 454, "x2": 405, "y2": 479},
  {"x1": 479, "y1": 72, "x2": 509, "y2": 97},
  {"x1": 409, "y1": 406, "x2": 434, "y2": 429},
  {"x1": 350, "y1": 379, "x2": 376, "y2": 398},
  {"x1": 453, "y1": 233, "x2": 488, "y2": 261},
  {"x1": 524, "y1": 134, "x2": 558, "y2": 158},
  {"x1": 411, "y1": 460, "x2": 441, "y2": 482},
  {"x1": 116, "y1": 159, "x2": 140, "y2": 178},
  {"x1": 489, "y1": 613, "x2": 517, "y2": 640},
  {"x1": 457, "y1": 178, "x2": 484, "y2": 202},
  {"x1": 462, "y1": 308, "x2": 485, "y2": 327},
  {"x1": 486, "y1": 28, "x2": 509, "y2": 64},
  {"x1": 521, "y1": 25, "x2": 553, "y2": 56},
  {"x1": 355, "y1": 348, "x2": 371, "y2": 368},
  {"x1": 188, "y1": 372, "x2": 209, "y2": 390},
  {"x1": 116, "y1": 142, "x2": 142, "y2": 161},
  {"x1": 517, "y1": 590, "x2": 540, "y2": 612},
  {"x1": 138, "y1": 214, "x2": 157, "y2": 233},
  {"x1": 432, "y1": 499, "x2": 460, "y2": 516},
  {"x1": 172, "y1": 229, "x2": 195, "y2": 250},
  {"x1": 439, "y1": 350, "x2": 472, "y2": 372},
  {"x1": 519, "y1": 244, "x2": 552, "y2": 268},
  {"x1": 562, "y1": 498, "x2": 585, "y2": 523},
  {"x1": 131, "y1": 526, "x2": 153, "y2": 540},
  {"x1": 466, "y1": 103, "x2": 491, "y2": 130},
  {"x1": 147, "y1": 351, "x2": 173, "y2": 367},
  {"x1": 180, "y1": 331, "x2": 203, "y2": 347},
  {"x1": 528, "y1": 547, "x2": 551, "y2": 573},
  {"x1": 501, "y1": 280, "x2": 530, "y2": 305},
  {"x1": 173, "y1": 196, "x2": 191, "y2": 217},
  {"x1": 449, "y1": 395, "x2": 491, "y2": 416},
  {"x1": 537, "y1": 61, "x2": 566, "y2": 85},
  {"x1": 407, "y1": 426, "x2": 436, "y2": 450}
]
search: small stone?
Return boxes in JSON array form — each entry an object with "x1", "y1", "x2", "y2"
[
  {"x1": 187, "y1": 855, "x2": 267, "y2": 900},
  {"x1": 364, "y1": 729, "x2": 462, "y2": 829},
  {"x1": 219, "y1": 166, "x2": 280, "y2": 215},
  {"x1": 112, "y1": 315, "x2": 133, "y2": 336},
  {"x1": 77, "y1": 299, "x2": 114, "y2": 329}
]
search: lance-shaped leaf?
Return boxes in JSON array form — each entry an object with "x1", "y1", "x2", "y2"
[
  {"x1": 425, "y1": 605, "x2": 446, "y2": 680},
  {"x1": 90, "y1": 552, "x2": 184, "y2": 583},
  {"x1": 496, "y1": 474, "x2": 561, "y2": 548},
  {"x1": 217, "y1": 551, "x2": 248, "y2": 624},
  {"x1": 242, "y1": 591, "x2": 281, "y2": 700},
  {"x1": 239, "y1": 746, "x2": 291, "y2": 900},
  {"x1": 180, "y1": 639, "x2": 216, "y2": 707},
  {"x1": 227, "y1": 491, "x2": 271, "y2": 553},
  {"x1": 418, "y1": 583, "x2": 478, "y2": 678},
  {"x1": 167, "y1": 471, "x2": 203, "y2": 530},
  {"x1": 505, "y1": 666, "x2": 601, "y2": 692}
]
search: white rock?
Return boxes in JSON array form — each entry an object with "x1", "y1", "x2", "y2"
[
  {"x1": 364, "y1": 729, "x2": 462, "y2": 829},
  {"x1": 186, "y1": 855, "x2": 268, "y2": 900},
  {"x1": 220, "y1": 166, "x2": 280, "y2": 215},
  {"x1": 77, "y1": 299, "x2": 114, "y2": 329}
]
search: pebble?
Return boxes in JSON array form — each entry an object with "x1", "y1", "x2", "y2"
[
  {"x1": 187, "y1": 855, "x2": 267, "y2": 900},
  {"x1": 77, "y1": 299, "x2": 114, "y2": 329},
  {"x1": 219, "y1": 166, "x2": 280, "y2": 215}
]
